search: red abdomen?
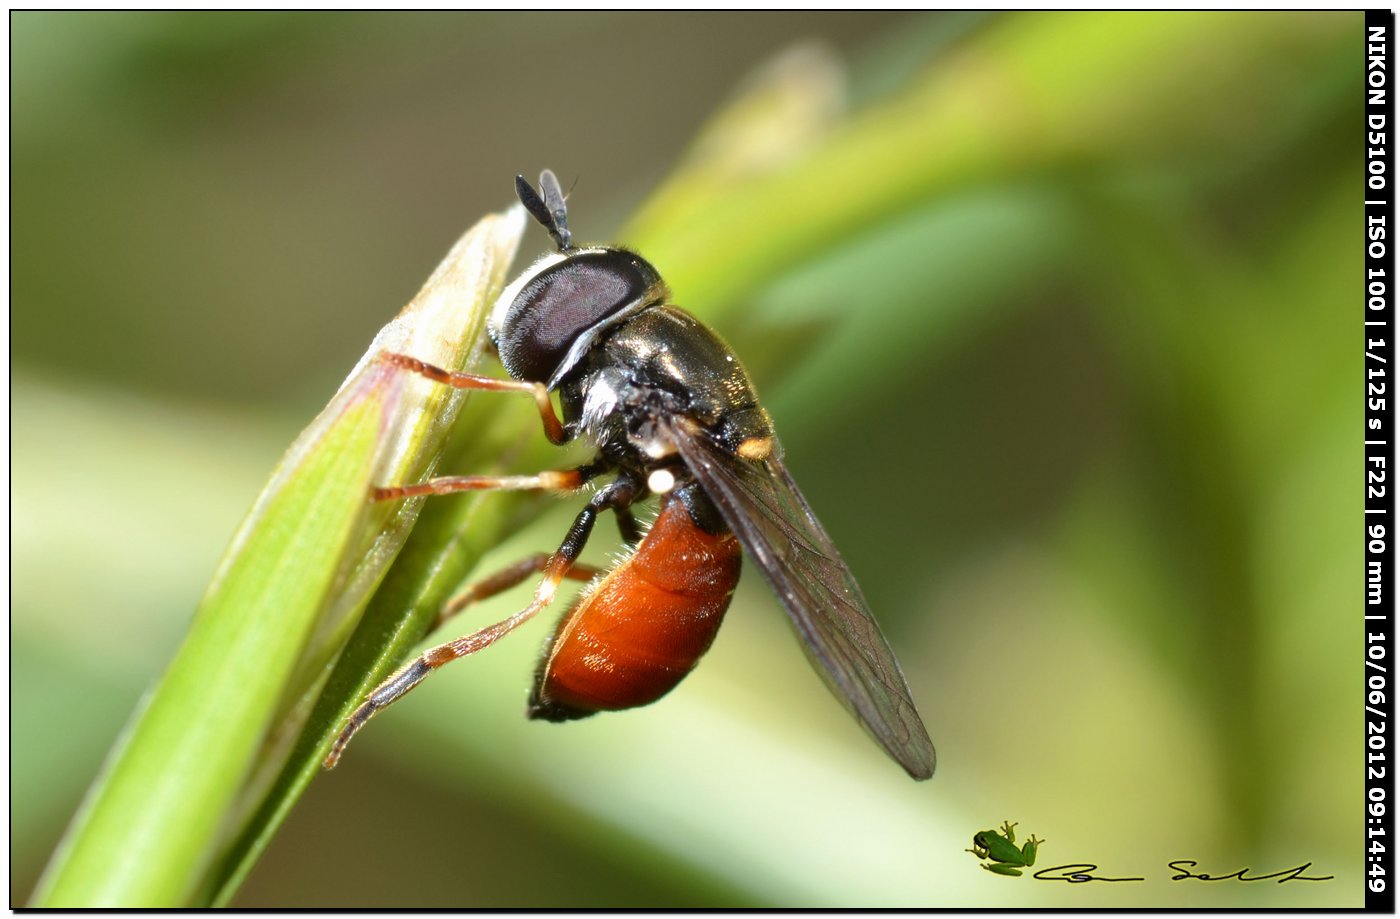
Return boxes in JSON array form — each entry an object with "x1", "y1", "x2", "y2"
[{"x1": 529, "y1": 494, "x2": 741, "y2": 721}]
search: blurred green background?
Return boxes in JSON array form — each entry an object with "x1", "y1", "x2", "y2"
[{"x1": 13, "y1": 11, "x2": 1361, "y2": 907}]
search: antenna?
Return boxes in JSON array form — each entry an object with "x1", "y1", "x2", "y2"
[{"x1": 514, "y1": 169, "x2": 572, "y2": 251}]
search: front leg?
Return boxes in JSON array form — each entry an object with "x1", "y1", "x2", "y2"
[{"x1": 380, "y1": 351, "x2": 569, "y2": 445}]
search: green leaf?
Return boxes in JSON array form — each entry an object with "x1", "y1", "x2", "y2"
[
  {"x1": 32, "y1": 391, "x2": 381, "y2": 907},
  {"x1": 32, "y1": 206, "x2": 526, "y2": 907}
]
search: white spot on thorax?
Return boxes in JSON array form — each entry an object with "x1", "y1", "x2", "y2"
[
  {"x1": 580, "y1": 373, "x2": 622, "y2": 433},
  {"x1": 647, "y1": 468, "x2": 676, "y2": 494}
]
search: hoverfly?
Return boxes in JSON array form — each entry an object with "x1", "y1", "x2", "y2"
[{"x1": 325, "y1": 171, "x2": 935, "y2": 780}]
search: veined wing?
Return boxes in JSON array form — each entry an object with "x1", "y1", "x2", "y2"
[{"x1": 667, "y1": 420, "x2": 935, "y2": 780}]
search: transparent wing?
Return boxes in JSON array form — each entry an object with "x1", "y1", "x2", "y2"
[{"x1": 667, "y1": 421, "x2": 935, "y2": 780}]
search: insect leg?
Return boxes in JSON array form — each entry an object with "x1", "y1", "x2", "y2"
[
  {"x1": 373, "y1": 468, "x2": 586, "y2": 501},
  {"x1": 324, "y1": 476, "x2": 639, "y2": 769},
  {"x1": 614, "y1": 505, "x2": 643, "y2": 546},
  {"x1": 430, "y1": 554, "x2": 602, "y2": 633},
  {"x1": 381, "y1": 351, "x2": 568, "y2": 445}
]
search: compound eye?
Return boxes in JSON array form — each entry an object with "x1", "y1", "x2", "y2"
[{"x1": 496, "y1": 250, "x2": 660, "y2": 383}]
